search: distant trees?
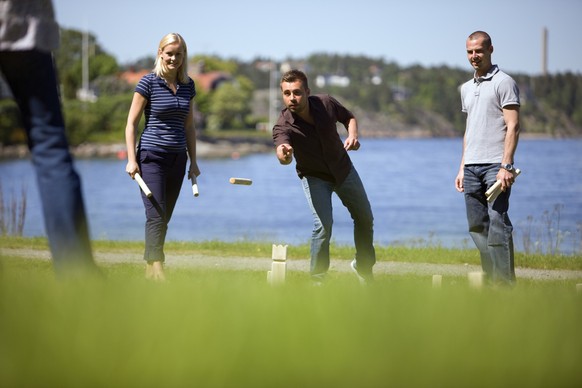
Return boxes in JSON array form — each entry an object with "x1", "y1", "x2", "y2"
[
  {"x1": 301, "y1": 55, "x2": 467, "y2": 136},
  {"x1": 56, "y1": 29, "x2": 119, "y2": 99},
  {"x1": 62, "y1": 93, "x2": 133, "y2": 144},
  {"x1": 190, "y1": 55, "x2": 255, "y2": 131},
  {"x1": 507, "y1": 73, "x2": 582, "y2": 137},
  {"x1": 1, "y1": 28, "x2": 581, "y2": 148},
  {"x1": 206, "y1": 77, "x2": 254, "y2": 130},
  {"x1": 304, "y1": 53, "x2": 582, "y2": 137}
]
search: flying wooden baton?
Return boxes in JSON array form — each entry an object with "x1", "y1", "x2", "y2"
[{"x1": 229, "y1": 177, "x2": 253, "y2": 185}]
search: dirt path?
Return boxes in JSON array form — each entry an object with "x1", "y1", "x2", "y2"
[{"x1": 3, "y1": 248, "x2": 582, "y2": 281}]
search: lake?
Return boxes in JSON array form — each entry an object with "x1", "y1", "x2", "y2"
[{"x1": 1, "y1": 138, "x2": 581, "y2": 254}]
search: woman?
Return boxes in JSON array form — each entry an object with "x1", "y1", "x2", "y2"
[{"x1": 125, "y1": 33, "x2": 199, "y2": 281}]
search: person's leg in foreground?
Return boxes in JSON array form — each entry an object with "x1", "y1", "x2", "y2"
[{"x1": 0, "y1": 50, "x2": 99, "y2": 278}]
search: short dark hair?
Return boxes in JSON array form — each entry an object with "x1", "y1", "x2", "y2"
[
  {"x1": 280, "y1": 69, "x2": 309, "y2": 89},
  {"x1": 468, "y1": 31, "x2": 492, "y2": 48}
]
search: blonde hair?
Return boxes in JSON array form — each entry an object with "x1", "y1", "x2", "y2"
[{"x1": 153, "y1": 33, "x2": 189, "y2": 84}]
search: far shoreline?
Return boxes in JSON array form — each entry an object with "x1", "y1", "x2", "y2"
[{"x1": 0, "y1": 133, "x2": 576, "y2": 161}]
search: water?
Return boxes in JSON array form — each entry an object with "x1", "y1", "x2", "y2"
[{"x1": 1, "y1": 139, "x2": 581, "y2": 254}]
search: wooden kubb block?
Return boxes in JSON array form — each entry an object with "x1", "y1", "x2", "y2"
[
  {"x1": 267, "y1": 244, "x2": 288, "y2": 285},
  {"x1": 468, "y1": 271, "x2": 484, "y2": 289}
]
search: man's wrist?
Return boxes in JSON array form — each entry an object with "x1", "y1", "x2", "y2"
[{"x1": 500, "y1": 163, "x2": 514, "y2": 172}]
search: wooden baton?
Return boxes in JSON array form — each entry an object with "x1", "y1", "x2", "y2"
[
  {"x1": 134, "y1": 172, "x2": 152, "y2": 198},
  {"x1": 485, "y1": 168, "x2": 521, "y2": 202}
]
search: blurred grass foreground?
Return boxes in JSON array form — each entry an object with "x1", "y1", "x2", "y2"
[{"x1": 1, "y1": 239, "x2": 581, "y2": 387}]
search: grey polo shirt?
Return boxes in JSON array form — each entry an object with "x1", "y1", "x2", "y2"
[{"x1": 460, "y1": 65, "x2": 520, "y2": 164}]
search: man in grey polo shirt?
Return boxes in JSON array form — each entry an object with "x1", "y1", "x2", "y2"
[{"x1": 455, "y1": 31, "x2": 520, "y2": 286}]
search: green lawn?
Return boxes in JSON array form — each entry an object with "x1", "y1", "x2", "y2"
[
  {"x1": 2, "y1": 236, "x2": 582, "y2": 270},
  {"x1": 1, "y1": 248, "x2": 581, "y2": 387}
]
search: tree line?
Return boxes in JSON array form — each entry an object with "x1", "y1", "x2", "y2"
[{"x1": 1, "y1": 28, "x2": 581, "y2": 147}]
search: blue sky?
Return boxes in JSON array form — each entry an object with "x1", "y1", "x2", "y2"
[{"x1": 53, "y1": 0, "x2": 582, "y2": 76}]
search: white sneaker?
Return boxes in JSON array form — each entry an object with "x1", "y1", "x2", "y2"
[{"x1": 350, "y1": 259, "x2": 372, "y2": 285}]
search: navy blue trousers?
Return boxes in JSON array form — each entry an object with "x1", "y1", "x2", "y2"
[{"x1": 138, "y1": 149, "x2": 187, "y2": 262}]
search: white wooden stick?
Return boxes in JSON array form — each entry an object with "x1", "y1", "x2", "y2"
[
  {"x1": 134, "y1": 173, "x2": 152, "y2": 198},
  {"x1": 485, "y1": 168, "x2": 521, "y2": 203},
  {"x1": 191, "y1": 175, "x2": 199, "y2": 197}
]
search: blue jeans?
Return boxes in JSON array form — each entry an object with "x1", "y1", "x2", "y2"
[
  {"x1": 138, "y1": 149, "x2": 187, "y2": 262},
  {"x1": 301, "y1": 167, "x2": 375, "y2": 278},
  {"x1": 463, "y1": 164, "x2": 515, "y2": 285},
  {"x1": 0, "y1": 50, "x2": 98, "y2": 277}
]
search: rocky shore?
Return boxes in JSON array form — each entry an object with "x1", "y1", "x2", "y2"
[{"x1": 0, "y1": 136, "x2": 274, "y2": 160}]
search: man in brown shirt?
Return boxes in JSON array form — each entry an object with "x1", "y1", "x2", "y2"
[{"x1": 272, "y1": 69, "x2": 375, "y2": 284}]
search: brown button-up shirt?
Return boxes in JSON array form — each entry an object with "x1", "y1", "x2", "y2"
[{"x1": 273, "y1": 94, "x2": 354, "y2": 185}]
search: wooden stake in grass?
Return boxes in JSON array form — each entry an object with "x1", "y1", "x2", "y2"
[
  {"x1": 268, "y1": 244, "x2": 287, "y2": 285},
  {"x1": 468, "y1": 271, "x2": 484, "y2": 289},
  {"x1": 432, "y1": 274, "x2": 442, "y2": 288}
]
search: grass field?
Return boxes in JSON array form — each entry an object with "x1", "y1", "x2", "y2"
[{"x1": 1, "y1": 240, "x2": 581, "y2": 387}]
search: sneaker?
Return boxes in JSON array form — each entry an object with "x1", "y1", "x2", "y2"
[
  {"x1": 350, "y1": 259, "x2": 373, "y2": 285},
  {"x1": 311, "y1": 273, "x2": 326, "y2": 287}
]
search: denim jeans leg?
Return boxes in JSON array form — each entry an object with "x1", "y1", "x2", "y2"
[
  {"x1": 464, "y1": 165, "x2": 515, "y2": 285},
  {"x1": 464, "y1": 165, "x2": 494, "y2": 276},
  {"x1": 301, "y1": 176, "x2": 334, "y2": 277},
  {"x1": 335, "y1": 167, "x2": 375, "y2": 274},
  {"x1": 0, "y1": 51, "x2": 97, "y2": 275},
  {"x1": 488, "y1": 183, "x2": 516, "y2": 285}
]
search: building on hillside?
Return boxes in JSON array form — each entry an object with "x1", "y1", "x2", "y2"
[{"x1": 118, "y1": 68, "x2": 231, "y2": 93}]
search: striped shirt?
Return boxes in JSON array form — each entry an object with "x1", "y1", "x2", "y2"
[{"x1": 136, "y1": 72, "x2": 196, "y2": 153}]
